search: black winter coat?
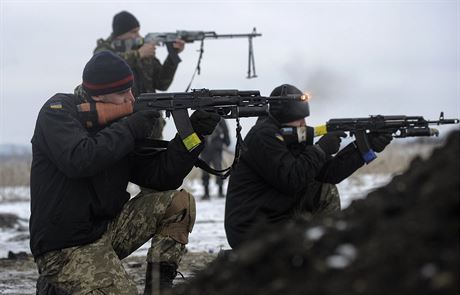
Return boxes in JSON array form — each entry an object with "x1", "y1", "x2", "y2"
[
  {"x1": 224, "y1": 118, "x2": 364, "y2": 248},
  {"x1": 30, "y1": 93, "x2": 201, "y2": 257}
]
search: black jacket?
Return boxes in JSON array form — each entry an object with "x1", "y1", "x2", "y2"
[
  {"x1": 30, "y1": 93, "x2": 202, "y2": 257},
  {"x1": 224, "y1": 118, "x2": 364, "y2": 248}
]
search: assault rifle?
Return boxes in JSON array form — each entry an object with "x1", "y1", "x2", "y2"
[
  {"x1": 314, "y1": 112, "x2": 459, "y2": 163},
  {"x1": 77, "y1": 88, "x2": 308, "y2": 177},
  {"x1": 135, "y1": 89, "x2": 307, "y2": 151},
  {"x1": 112, "y1": 28, "x2": 262, "y2": 85}
]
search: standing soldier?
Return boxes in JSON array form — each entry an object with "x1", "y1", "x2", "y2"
[
  {"x1": 94, "y1": 10, "x2": 185, "y2": 138},
  {"x1": 200, "y1": 119, "x2": 231, "y2": 200}
]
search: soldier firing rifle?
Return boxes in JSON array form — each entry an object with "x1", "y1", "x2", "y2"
[{"x1": 112, "y1": 28, "x2": 262, "y2": 88}]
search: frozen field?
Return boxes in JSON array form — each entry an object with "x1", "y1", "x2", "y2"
[{"x1": 0, "y1": 174, "x2": 391, "y2": 258}]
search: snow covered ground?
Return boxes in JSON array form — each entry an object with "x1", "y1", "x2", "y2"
[{"x1": 0, "y1": 174, "x2": 392, "y2": 258}]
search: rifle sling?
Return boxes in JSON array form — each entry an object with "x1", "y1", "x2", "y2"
[
  {"x1": 133, "y1": 117, "x2": 247, "y2": 179},
  {"x1": 198, "y1": 116, "x2": 248, "y2": 179},
  {"x1": 133, "y1": 139, "x2": 235, "y2": 179},
  {"x1": 185, "y1": 40, "x2": 205, "y2": 92}
]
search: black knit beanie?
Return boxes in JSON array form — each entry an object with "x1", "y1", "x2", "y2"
[
  {"x1": 82, "y1": 51, "x2": 134, "y2": 96},
  {"x1": 269, "y1": 84, "x2": 310, "y2": 124},
  {"x1": 112, "y1": 11, "x2": 140, "y2": 37}
]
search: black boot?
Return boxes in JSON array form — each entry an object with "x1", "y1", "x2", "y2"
[{"x1": 144, "y1": 262, "x2": 178, "y2": 295}]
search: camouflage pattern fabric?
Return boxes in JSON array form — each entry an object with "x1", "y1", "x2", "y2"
[
  {"x1": 35, "y1": 189, "x2": 189, "y2": 295},
  {"x1": 94, "y1": 38, "x2": 178, "y2": 96},
  {"x1": 293, "y1": 182, "x2": 341, "y2": 221},
  {"x1": 93, "y1": 37, "x2": 180, "y2": 139},
  {"x1": 314, "y1": 183, "x2": 341, "y2": 215}
]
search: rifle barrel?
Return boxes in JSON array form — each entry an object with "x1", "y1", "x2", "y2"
[
  {"x1": 206, "y1": 33, "x2": 263, "y2": 39},
  {"x1": 427, "y1": 119, "x2": 460, "y2": 124}
]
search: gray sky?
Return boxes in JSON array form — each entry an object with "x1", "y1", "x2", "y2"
[{"x1": 1, "y1": 0, "x2": 459, "y2": 145}]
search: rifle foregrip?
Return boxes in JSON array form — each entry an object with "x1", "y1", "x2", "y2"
[
  {"x1": 401, "y1": 127, "x2": 437, "y2": 137},
  {"x1": 209, "y1": 90, "x2": 239, "y2": 96},
  {"x1": 236, "y1": 106, "x2": 268, "y2": 117}
]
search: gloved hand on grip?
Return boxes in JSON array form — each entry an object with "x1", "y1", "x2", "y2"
[
  {"x1": 125, "y1": 111, "x2": 160, "y2": 140},
  {"x1": 368, "y1": 132, "x2": 393, "y2": 152},
  {"x1": 316, "y1": 131, "x2": 347, "y2": 155},
  {"x1": 190, "y1": 110, "x2": 221, "y2": 137}
]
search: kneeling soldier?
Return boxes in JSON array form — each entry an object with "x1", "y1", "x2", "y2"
[
  {"x1": 30, "y1": 51, "x2": 220, "y2": 294},
  {"x1": 224, "y1": 84, "x2": 392, "y2": 249}
]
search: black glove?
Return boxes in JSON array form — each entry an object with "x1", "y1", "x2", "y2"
[
  {"x1": 316, "y1": 131, "x2": 347, "y2": 155},
  {"x1": 190, "y1": 110, "x2": 221, "y2": 137},
  {"x1": 125, "y1": 111, "x2": 160, "y2": 139},
  {"x1": 368, "y1": 132, "x2": 393, "y2": 152}
]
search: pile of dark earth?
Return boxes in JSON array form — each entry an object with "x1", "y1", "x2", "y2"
[{"x1": 170, "y1": 130, "x2": 459, "y2": 295}]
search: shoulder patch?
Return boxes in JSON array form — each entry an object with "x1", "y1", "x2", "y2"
[
  {"x1": 49, "y1": 102, "x2": 62, "y2": 109},
  {"x1": 275, "y1": 133, "x2": 284, "y2": 142}
]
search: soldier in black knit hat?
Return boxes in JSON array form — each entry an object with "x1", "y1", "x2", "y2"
[
  {"x1": 30, "y1": 51, "x2": 221, "y2": 295},
  {"x1": 224, "y1": 84, "x2": 393, "y2": 249},
  {"x1": 94, "y1": 10, "x2": 186, "y2": 139}
]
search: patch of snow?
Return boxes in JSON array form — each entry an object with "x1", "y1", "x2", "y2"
[
  {"x1": 0, "y1": 174, "x2": 390, "y2": 258},
  {"x1": 305, "y1": 227, "x2": 325, "y2": 241},
  {"x1": 326, "y1": 254, "x2": 349, "y2": 269},
  {"x1": 337, "y1": 174, "x2": 392, "y2": 208},
  {"x1": 326, "y1": 244, "x2": 357, "y2": 269},
  {"x1": 336, "y1": 244, "x2": 357, "y2": 260},
  {"x1": 421, "y1": 263, "x2": 438, "y2": 278},
  {"x1": 335, "y1": 220, "x2": 347, "y2": 231},
  {"x1": 0, "y1": 186, "x2": 30, "y2": 202}
]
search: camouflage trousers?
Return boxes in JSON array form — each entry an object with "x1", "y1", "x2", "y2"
[
  {"x1": 292, "y1": 182, "x2": 341, "y2": 221},
  {"x1": 35, "y1": 189, "x2": 189, "y2": 295}
]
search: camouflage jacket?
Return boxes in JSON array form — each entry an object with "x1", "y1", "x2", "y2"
[{"x1": 94, "y1": 36, "x2": 180, "y2": 97}]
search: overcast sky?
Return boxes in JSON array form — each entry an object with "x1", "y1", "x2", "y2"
[{"x1": 1, "y1": 0, "x2": 459, "y2": 145}]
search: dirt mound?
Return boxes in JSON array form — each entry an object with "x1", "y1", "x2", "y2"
[{"x1": 171, "y1": 131, "x2": 459, "y2": 295}]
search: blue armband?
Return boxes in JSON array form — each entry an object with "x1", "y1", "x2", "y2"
[{"x1": 362, "y1": 149, "x2": 377, "y2": 164}]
